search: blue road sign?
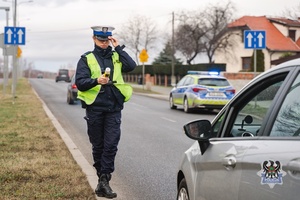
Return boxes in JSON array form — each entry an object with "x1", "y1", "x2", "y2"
[
  {"x1": 244, "y1": 30, "x2": 266, "y2": 49},
  {"x1": 4, "y1": 26, "x2": 26, "y2": 45}
]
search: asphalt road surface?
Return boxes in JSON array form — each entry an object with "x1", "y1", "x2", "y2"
[{"x1": 29, "y1": 78, "x2": 217, "y2": 200}]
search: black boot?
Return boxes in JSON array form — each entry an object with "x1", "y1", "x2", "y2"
[{"x1": 95, "y1": 174, "x2": 117, "y2": 199}]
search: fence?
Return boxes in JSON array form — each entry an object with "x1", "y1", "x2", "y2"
[{"x1": 123, "y1": 72, "x2": 256, "y2": 87}]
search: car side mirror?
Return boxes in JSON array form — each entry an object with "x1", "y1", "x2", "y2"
[{"x1": 183, "y1": 120, "x2": 212, "y2": 140}]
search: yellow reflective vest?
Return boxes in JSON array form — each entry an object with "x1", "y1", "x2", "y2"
[{"x1": 77, "y1": 52, "x2": 132, "y2": 105}]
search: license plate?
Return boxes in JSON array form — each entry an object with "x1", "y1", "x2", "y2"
[
  {"x1": 209, "y1": 92, "x2": 224, "y2": 96},
  {"x1": 61, "y1": 75, "x2": 66, "y2": 77}
]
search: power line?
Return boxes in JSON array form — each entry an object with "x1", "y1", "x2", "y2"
[{"x1": 29, "y1": 27, "x2": 88, "y2": 33}]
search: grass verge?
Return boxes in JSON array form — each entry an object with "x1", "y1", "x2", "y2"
[{"x1": 0, "y1": 79, "x2": 96, "y2": 200}]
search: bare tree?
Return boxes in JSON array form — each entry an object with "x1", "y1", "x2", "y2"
[
  {"x1": 202, "y1": 1, "x2": 236, "y2": 63},
  {"x1": 175, "y1": 1, "x2": 236, "y2": 64},
  {"x1": 175, "y1": 11, "x2": 208, "y2": 65},
  {"x1": 282, "y1": 3, "x2": 300, "y2": 19},
  {"x1": 118, "y1": 15, "x2": 158, "y2": 65}
]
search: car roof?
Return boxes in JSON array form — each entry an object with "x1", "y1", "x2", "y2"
[
  {"x1": 249, "y1": 58, "x2": 300, "y2": 81},
  {"x1": 276, "y1": 58, "x2": 300, "y2": 68},
  {"x1": 186, "y1": 71, "x2": 227, "y2": 79}
]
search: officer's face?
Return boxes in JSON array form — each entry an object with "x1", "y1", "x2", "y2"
[{"x1": 93, "y1": 36, "x2": 110, "y2": 49}]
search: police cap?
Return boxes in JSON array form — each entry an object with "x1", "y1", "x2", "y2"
[{"x1": 91, "y1": 26, "x2": 115, "y2": 41}]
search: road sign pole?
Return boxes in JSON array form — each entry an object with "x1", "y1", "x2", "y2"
[
  {"x1": 12, "y1": 46, "x2": 18, "y2": 99},
  {"x1": 139, "y1": 49, "x2": 149, "y2": 90},
  {"x1": 254, "y1": 49, "x2": 257, "y2": 74},
  {"x1": 142, "y1": 63, "x2": 145, "y2": 90}
]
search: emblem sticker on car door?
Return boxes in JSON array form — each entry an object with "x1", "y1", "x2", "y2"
[{"x1": 257, "y1": 160, "x2": 287, "y2": 188}]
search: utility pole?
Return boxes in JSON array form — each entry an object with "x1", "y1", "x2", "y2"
[
  {"x1": 171, "y1": 11, "x2": 175, "y2": 86},
  {"x1": 12, "y1": 0, "x2": 18, "y2": 100}
]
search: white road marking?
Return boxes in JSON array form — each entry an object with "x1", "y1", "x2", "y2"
[{"x1": 161, "y1": 117, "x2": 176, "y2": 123}]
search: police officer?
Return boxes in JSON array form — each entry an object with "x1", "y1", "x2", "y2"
[{"x1": 75, "y1": 26, "x2": 136, "y2": 198}]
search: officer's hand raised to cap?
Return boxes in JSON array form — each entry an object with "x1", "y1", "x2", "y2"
[{"x1": 108, "y1": 36, "x2": 118, "y2": 47}]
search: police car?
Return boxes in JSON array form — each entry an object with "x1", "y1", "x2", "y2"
[{"x1": 169, "y1": 71, "x2": 235, "y2": 113}]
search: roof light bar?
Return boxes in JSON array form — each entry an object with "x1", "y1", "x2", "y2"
[{"x1": 187, "y1": 71, "x2": 220, "y2": 76}]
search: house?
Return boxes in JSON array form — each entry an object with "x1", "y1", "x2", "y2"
[{"x1": 214, "y1": 16, "x2": 300, "y2": 73}]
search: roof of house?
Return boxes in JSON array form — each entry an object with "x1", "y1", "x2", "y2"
[
  {"x1": 228, "y1": 16, "x2": 300, "y2": 52},
  {"x1": 269, "y1": 17, "x2": 300, "y2": 27}
]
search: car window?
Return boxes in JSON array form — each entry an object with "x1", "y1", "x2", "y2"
[
  {"x1": 185, "y1": 77, "x2": 194, "y2": 86},
  {"x1": 210, "y1": 73, "x2": 289, "y2": 138},
  {"x1": 59, "y1": 69, "x2": 69, "y2": 75},
  {"x1": 270, "y1": 72, "x2": 300, "y2": 137},
  {"x1": 211, "y1": 112, "x2": 225, "y2": 137},
  {"x1": 198, "y1": 78, "x2": 230, "y2": 86},
  {"x1": 177, "y1": 76, "x2": 187, "y2": 87},
  {"x1": 214, "y1": 71, "x2": 292, "y2": 138},
  {"x1": 71, "y1": 74, "x2": 76, "y2": 83},
  {"x1": 228, "y1": 81, "x2": 283, "y2": 137}
]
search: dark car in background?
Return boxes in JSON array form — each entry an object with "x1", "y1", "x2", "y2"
[
  {"x1": 56, "y1": 69, "x2": 70, "y2": 82},
  {"x1": 37, "y1": 73, "x2": 43, "y2": 79},
  {"x1": 177, "y1": 58, "x2": 300, "y2": 200},
  {"x1": 67, "y1": 74, "x2": 78, "y2": 104}
]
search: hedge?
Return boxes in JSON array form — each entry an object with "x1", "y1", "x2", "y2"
[{"x1": 126, "y1": 63, "x2": 226, "y2": 76}]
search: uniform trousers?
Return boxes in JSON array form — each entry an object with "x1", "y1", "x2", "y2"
[{"x1": 85, "y1": 107, "x2": 121, "y2": 175}]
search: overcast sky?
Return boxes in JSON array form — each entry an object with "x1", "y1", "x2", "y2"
[{"x1": 0, "y1": 0, "x2": 299, "y2": 73}]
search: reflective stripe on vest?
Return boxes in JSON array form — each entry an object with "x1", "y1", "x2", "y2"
[{"x1": 77, "y1": 52, "x2": 132, "y2": 105}]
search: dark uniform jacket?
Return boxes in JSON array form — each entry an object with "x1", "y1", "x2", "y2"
[{"x1": 75, "y1": 45, "x2": 136, "y2": 112}]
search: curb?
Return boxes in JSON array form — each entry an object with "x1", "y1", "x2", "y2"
[
  {"x1": 133, "y1": 92, "x2": 169, "y2": 101},
  {"x1": 32, "y1": 88, "x2": 100, "y2": 199}
]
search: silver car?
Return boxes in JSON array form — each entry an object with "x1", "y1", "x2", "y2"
[{"x1": 177, "y1": 58, "x2": 300, "y2": 200}]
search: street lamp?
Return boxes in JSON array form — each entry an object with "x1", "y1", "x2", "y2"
[
  {"x1": 18, "y1": 0, "x2": 33, "y2": 4},
  {"x1": 3, "y1": 0, "x2": 33, "y2": 24},
  {"x1": 2, "y1": 0, "x2": 33, "y2": 99},
  {"x1": 2, "y1": 0, "x2": 33, "y2": 5}
]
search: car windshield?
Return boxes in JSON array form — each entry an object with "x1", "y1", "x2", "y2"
[
  {"x1": 59, "y1": 69, "x2": 69, "y2": 75},
  {"x1": 198, "y1": 78, "x2": 230, "y2": 86}
]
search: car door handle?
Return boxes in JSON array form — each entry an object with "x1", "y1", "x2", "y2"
[
  {"x1": 222, "y1": 155, "x2": 236, "y2": 170},
  {"x1": 286, "y1": 160, "x2": 300, "y2": 179}
]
